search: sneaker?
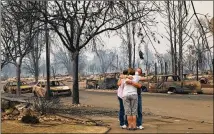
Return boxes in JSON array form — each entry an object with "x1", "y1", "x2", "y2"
[
  {"x1": 137, "y1": 125, "x2": 144, "y2": 130},
  {"x1": 120, "y1": 125, "x2": 127, "y2": 129}
]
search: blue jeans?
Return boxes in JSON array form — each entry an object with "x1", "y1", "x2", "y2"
[
  {"x1": 137, "y1": 94, "x2": 143, "y2": 126},
  {"x1": 118, "y1": 96, "x2": 127, "y2": 126}
]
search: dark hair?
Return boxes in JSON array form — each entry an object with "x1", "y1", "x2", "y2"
[{"x1": 123, "y1": 69, "x2": 128, "y2": 75}]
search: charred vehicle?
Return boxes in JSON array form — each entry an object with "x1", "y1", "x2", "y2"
[
  {"x1": 3, "y1": 81, "x2": 33, "y2": 94},
  {"x1": 33, "y1": 80, "x2": 72, "y2": 97},
  {"x1": 86, "y1": 72, "x2": 120, "y2": 89},
  {"x1": 140, "y1": 75, "x2": 153, "y2": 92},
  {"x1": 86, "y1": 80, "x2": 98, "y2": 89},
  {"x1": 148, "y1": 75, "x2": 202, "y2": 94},
  {"x1": 198, "y1": 74, "x2": 213, "y2": 84}
]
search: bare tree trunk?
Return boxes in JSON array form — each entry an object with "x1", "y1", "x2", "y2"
[
  {"x1": 160, "y1": 62, "x2": 163, "y2": 74},
  {"x1": 72, "y1": 52, "x2": 79, "y2": 104},
  {"x1": 132, "y1": 22, "x2": 136, "y2": 68},
  {"x1": 126, "y1": 23, "x2": 132, "y2": 68},
  {"x1": 132, "y1": 4, "x2": 136, "y2": 68},
  {"x1": 35, "y1": 31, "x2": 39, "y2": 82},
  {"x1": 35, "y1": 60, "x2": 39, "y2": 82},
  {"x1": 68, "y1": 51, "x2": 73, "y2": 75},
  {"x1": 173, "y1": 0, "x2": 177, "y2": 75},
  {"x1": 51, "y1": 66, "x2": 56, "y2": 79},
  {"x1": 167, "y1": 0, "x2": 175, "y2": 74},
  {"x1": 16, "y1": 64, "x2": 21, "y2": 96},
  {"x1": 45, "y1": 1, "x2": 50, "y2": 99},
  {"x1": 16, "y1": 25, "x2": 21, "y2": 96},
  {"x1": 126, "y1": 2, "x2": 132, "y2": 68},
  {"x1": 178, "y1": 1, "x2": 183, "y2": 79},
  {"x1": 146, "y1": 44, "x2": 149, "y2": 76}
]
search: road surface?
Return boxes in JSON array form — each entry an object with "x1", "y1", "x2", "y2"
[{"x1": 62, "y1": 90, "x2": 213, "y2": 124}]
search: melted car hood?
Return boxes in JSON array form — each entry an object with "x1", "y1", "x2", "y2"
[
  {"x1": 50, "y1": 86, "x2": 70, "y2": 91},
  {"x1": 20, "y1": 85, "x2": 32, "y2": 89}
]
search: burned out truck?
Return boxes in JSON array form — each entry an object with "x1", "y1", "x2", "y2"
[
  {"x1": 147, "y1": 75, "x2": 202, "y2": 94},
  {"x1": 86, "y1": 72, "x2": 120, "y2": 89}
]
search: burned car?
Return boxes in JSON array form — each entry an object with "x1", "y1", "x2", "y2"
[
  {"x1": 86, "y1": 72, "x2": 120, "y2": 89},
  {"x1": 33, "y1": 79, "x2": 72, "y2": 97},
  {"x1": 86, "y1": 80, "x2": 98, "y2": 89},
  {"x1": 140, "y1": 75, "x2": 154, "y2": 92},
  {"x1": 198, "y1": 74, "x2": 213, "y2": 84},
  {"x1": 148, "y1": 75, "x2": 202, "y2": 94},
  {"x1": 3, "y1": 81, "x2": 33, "y2": 94}
]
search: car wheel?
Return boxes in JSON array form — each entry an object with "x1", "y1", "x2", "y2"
[
  {"x1": 168, "y1": 88, "x2": 176, "y2": 94},
  {"x1": 199, "y1": 78, "x2": 207, "y2": 84},
  {"x1": 67, "y1": 91, "x2": 72, "y2": 96},
  {"x1": 197, "y1": 91, "x2": 203, "y2": 94},
  {"x1": 172, "y1": 88, "x2": 177, "y2": 93}
]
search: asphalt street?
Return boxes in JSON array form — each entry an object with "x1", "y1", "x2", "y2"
[{"x1": 62, "y1": 90, "x2": 213, "y2": 124}]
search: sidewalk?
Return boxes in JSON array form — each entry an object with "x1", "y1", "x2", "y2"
[{"x1": 86, "y1": 115, "x2": 213, "y2": 133}]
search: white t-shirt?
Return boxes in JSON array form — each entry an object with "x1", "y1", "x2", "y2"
[{"x1": 122, "y1": 75, "x2": 140, "y2": 97}]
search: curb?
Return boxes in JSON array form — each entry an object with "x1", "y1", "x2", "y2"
[
  {"x1": 56, "y1": 113, "x2": 112, "y2": 133},
  {"x1": 104, "y1": 127, "x2": 111, "y2": 134},
  {"x1": 55, "y1": 113, "x2": 86, "y2": 123},
  {"x1": 84, "y1": 89, "x2": 214, "y2": 96}
]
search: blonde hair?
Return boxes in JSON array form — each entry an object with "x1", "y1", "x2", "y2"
[{"x1": 128, "y1": 68, "x2": 135, "y2": 75}]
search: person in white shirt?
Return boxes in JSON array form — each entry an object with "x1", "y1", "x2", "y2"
[{"x1": 119, "y1": 68, "x2": 142, "y2": 130}]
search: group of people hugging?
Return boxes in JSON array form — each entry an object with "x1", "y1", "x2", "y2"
[{"x1": 117, "y1": 67, "x2": 145, "y2": 130}]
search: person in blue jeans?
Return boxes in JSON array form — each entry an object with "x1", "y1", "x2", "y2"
[
  {"x1": 117, "y1": 70, "x2": 128, "y2": 128},
  {"x1": 118, "y1": 96, "x2": 128, "y2": 128},
  {"x1": 136, "y1": 68, "x2": 144, "y2": 129},
  {"x1": 137, "y1": 90, "x2": 143, "y2": 129},
  {"x1": 117, "y1": 68, "x2": 144, "y2": 129}
]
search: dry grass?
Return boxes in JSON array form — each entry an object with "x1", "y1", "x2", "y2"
[{"x1": 1, "y1": 120, "x2": 109, "y2": 133}]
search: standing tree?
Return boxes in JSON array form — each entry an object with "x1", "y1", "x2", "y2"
[
  {"x1": 2, "y1": 1, "x2": 39, "y2": 95},
  {"x1": 22, "y1": 28, "x2": 45, "y2": 82},
  {"x1": 1, "y1": 27, "x2": 14, "y2": 69},
  {"x1": 51, "y1": 36, "x2": 87, "y2": 75},
  {"x1": 162, "y1": 1, "x2": 194, "y2": 77},
  {"x1": 116, "y1": 1, "x2": 159, "y2": 69},
  {"x1": 94, "y1": 48, "x2": 117, "y2": 73},
  {"x1": 32, "y1": 1, "x2": 153, "y2": 104}
]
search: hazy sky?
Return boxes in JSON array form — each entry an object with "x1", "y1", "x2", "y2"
[
  {"x1": 47, "y1": 1, "x2": 213, "y2": 62},
  {"x1": 99, "y1": 1, "x2": 213, "y2": 55}
]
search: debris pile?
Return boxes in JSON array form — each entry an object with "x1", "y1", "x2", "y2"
[
  {"x1": 1, "y1": 103, "x2": 72, "y2": 124},
  {"x1": 1, "y1": 103, "x2": 38, "y2": 122}
]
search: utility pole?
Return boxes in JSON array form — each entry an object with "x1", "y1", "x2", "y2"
[{"x1": 45, "y1": 1, "x2": 50, "y2": 99}]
